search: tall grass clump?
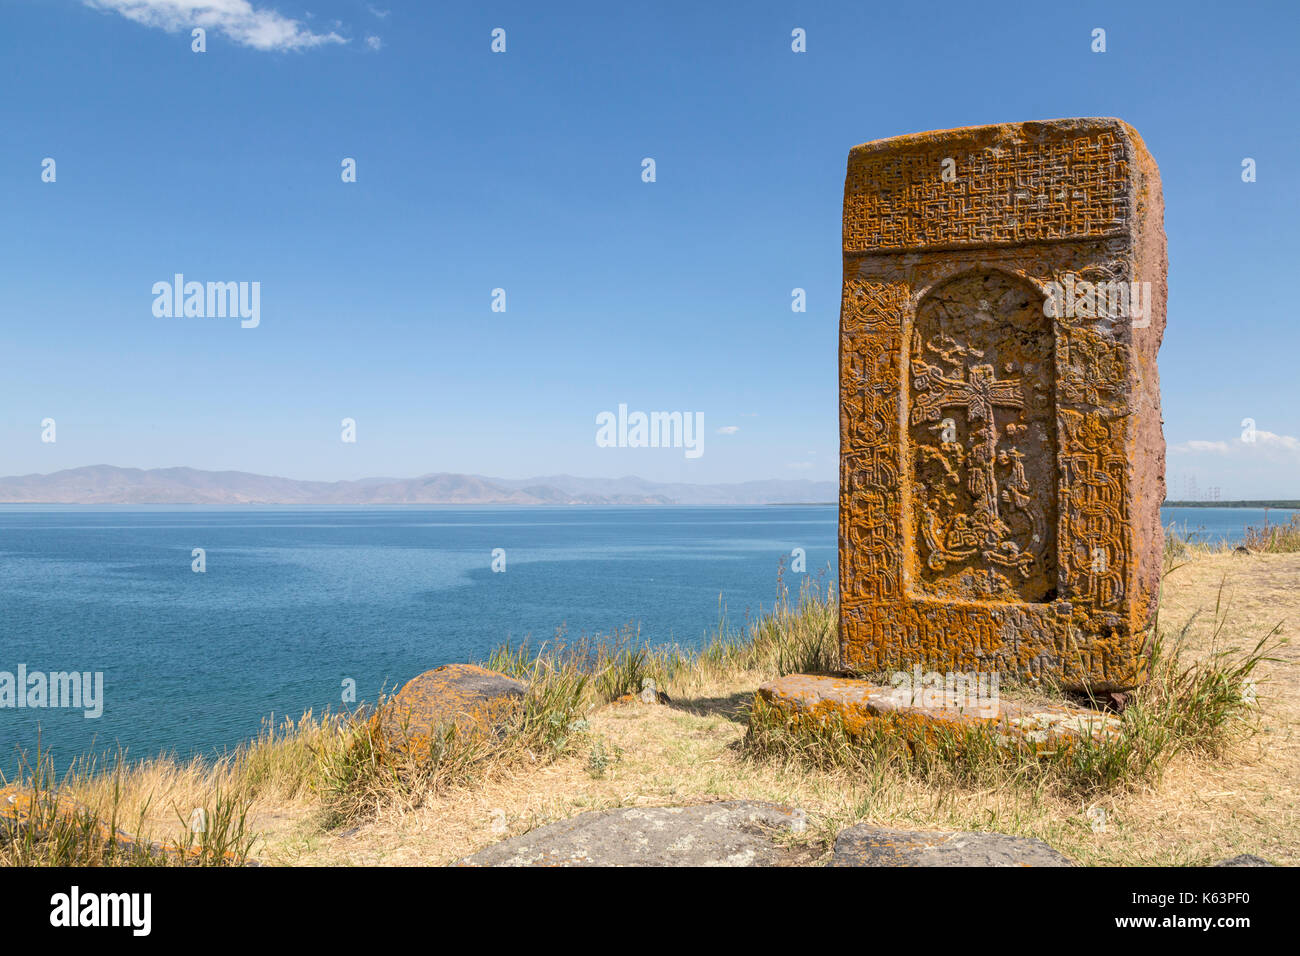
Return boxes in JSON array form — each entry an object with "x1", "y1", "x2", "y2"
[
  {"x1": 1243, "y1": 512, "x2": 1300, "y2": 553},
  {"x1": 677, "y1": 567, "x2": 838, "y2": 689},
  {"x1": 316, "y1": 651, "x2": 590, "y2": 827},
  {"x1": 1162, "y1": 522, "x2": 1231, "y2": 571},
  {"x1": 0, "y1": 742, "x2": 257, "y2": 867},
  {"x1": 479, "y1": 569, "x2": 837, "y2": 707},
  {"x1": 313, "y1": 565, "x2": 840, "y2": 829}
]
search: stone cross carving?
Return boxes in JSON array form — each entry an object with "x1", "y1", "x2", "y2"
[
  {"x1": 838, "y1": 119, "x2": 1166, "y2": 691},
  {"x1": 911, "y1": 345, "x2": 1026, "y2": 542}
]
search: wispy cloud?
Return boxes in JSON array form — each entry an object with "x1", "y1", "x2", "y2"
[
  {"x1": 1171, "y1": 431, "x2": 1300, "y2": 457},
  {"x1": 1167, "y1": 431, "x2": 1300, "y2": 499},
  {"x1": 86, "y1": 1, "x2": 347, "y2": 51},
  {"x1": 1258, "y1": 430, "x2": 1300, "y2": 452},
  {"x1": 716, "y1": 425, "x2": 739, "y2": 435},
  {"x1": 365, "y1": 34, "x2": 382, "y2": 51},
  {"x1": 1171, "y1": 439, "x2": 1231, "y2": 454}
]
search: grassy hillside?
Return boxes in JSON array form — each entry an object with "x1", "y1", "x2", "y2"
[{"x1": 3, "y1": 549, "x2": 1294, "y2": 867}]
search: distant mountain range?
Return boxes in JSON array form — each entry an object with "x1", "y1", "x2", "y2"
[{"x1": 0, "y1": 466, "x2": 837, "y2": 506}]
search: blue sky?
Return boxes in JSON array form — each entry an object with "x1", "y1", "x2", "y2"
[{"x1": 1, "y1": 0, "x2": 1297, "y2": 493}]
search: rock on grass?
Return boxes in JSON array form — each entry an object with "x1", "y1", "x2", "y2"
[
  {"x1": 457, "y1": 801, "x2": 815, "y2": 867},
  {"x1": 378, "y1": 663, "x2": 526, "y2": 751},
  {"x1": 829, "y1": 825, "x2": 1073, "y2": 867}
]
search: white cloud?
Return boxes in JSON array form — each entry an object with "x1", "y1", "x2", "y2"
[
  {"x1": 366, "y1": 4, "x2": 389, "y2": 17},
  {"x1": 716, "y1": 425, "x2": 739, "y2": 435},
  {"x1": 1167, "y1": 430, "x2": 1300, "y2": 499},
  {"x1": 1257, "y1": 430, "x2": 1300, "y2": 452},
  {"x1": 1171, "y1": 439, "x2": 1230, "y2": 454},
  {"x1": 787, "y1": 461, "x2": 814, "y2": 470},
  {"x1": 86, "y1": 1, "x2": 347, "y2": 51},
  {"x1": 365, "y1": 34, "x2": 382, "y2": 51},
  {"x1": 1171, "y1": 431, "x2": 1300, "y2": 457}
]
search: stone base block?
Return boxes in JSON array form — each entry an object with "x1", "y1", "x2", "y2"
[{"x1": 756, "y1": 674, "x2": 1119, "y2": 753}]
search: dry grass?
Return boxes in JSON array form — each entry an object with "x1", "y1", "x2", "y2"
[
  {"x1": 1243, "y1": 512, "x2": 1300, "y2": 553},
  {"x1": 316, "y1": 653, "x2": 589, "y2": 827},
  {"x1": 0, "y1": 710, "x2": 352, "y2": 865},
  {"x1": 1164, "y1": 522, "x2": 1234, "y2": 570},
  {"x1": 3, "y1": 557, "x2": 1296, "y2": 866},
  {"x1": 1164, "y1": 512, "x2": 1300, "y2": 565}
]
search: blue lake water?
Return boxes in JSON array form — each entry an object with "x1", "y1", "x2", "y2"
[
  {"x1": 0, "y1": 504, "x2": 1287, "y2": 767},
  {"x1": 1161, "y1": 507, "x2": 1294, "y2": 544},
  {"x1": 0, "y1": 506, "x2": 836, "y2": 767}
]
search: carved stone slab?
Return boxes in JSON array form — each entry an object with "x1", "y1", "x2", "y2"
[{"x1": 839, "y1": 118, "x2": 1166, "y2": 691}]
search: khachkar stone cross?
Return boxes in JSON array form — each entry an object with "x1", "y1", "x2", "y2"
[
  {"x1": 910, "y1": 344, "x2": 1033, "y2": 577},
  {"x1": 839, "y1": 118, "x2": 1166, "y2": 692}
]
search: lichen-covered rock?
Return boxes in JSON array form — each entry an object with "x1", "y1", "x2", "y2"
[
  {"x1": 830, "y1": 824, "x2": 1073, "y2": 867},
  {"x1": 378, "y1": 663, "x2": 526, "y2": 751},
  {"x1": 457, "y1": 801, "x2": 815, "y2": 867},
  {"x1": 757, "y1": 673, "x2": 1119, "y2": 753}
]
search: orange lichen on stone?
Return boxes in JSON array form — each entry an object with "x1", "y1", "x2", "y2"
[
  {"x1": 0, "y1": 783, "x2": 250, "y2": 864},
  {"x1": 757, "y1": 674, "x2": 1119, "y2": 755},
  {"x1": 839, "y1": 118, "x2": 1166, "y2": 691},
  {"x1": 374, "y1": 663, "x2": 526, "y2": 757}
]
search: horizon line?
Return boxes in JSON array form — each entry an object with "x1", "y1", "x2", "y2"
[{"x1": 0, "y1": 463, "x2": 839, "y2": 486}]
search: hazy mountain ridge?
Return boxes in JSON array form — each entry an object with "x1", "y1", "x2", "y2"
[
  {"x1": 0, "y1": 466, "x2": 835, "y2": 506},
  {"x1": 485, "y1": 473, "x2": 839, "y2": 505}
]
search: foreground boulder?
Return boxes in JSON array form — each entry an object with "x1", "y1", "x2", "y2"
[
  {"x1": 378, "y1": 663, "x2": 526, "y2": 751},
  {"x1": 830, "y1": 824, "x2": 1073, "y2": 867},
  {"x1": 457, "y1": 801, "x2": 815, "y2": 867}
]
